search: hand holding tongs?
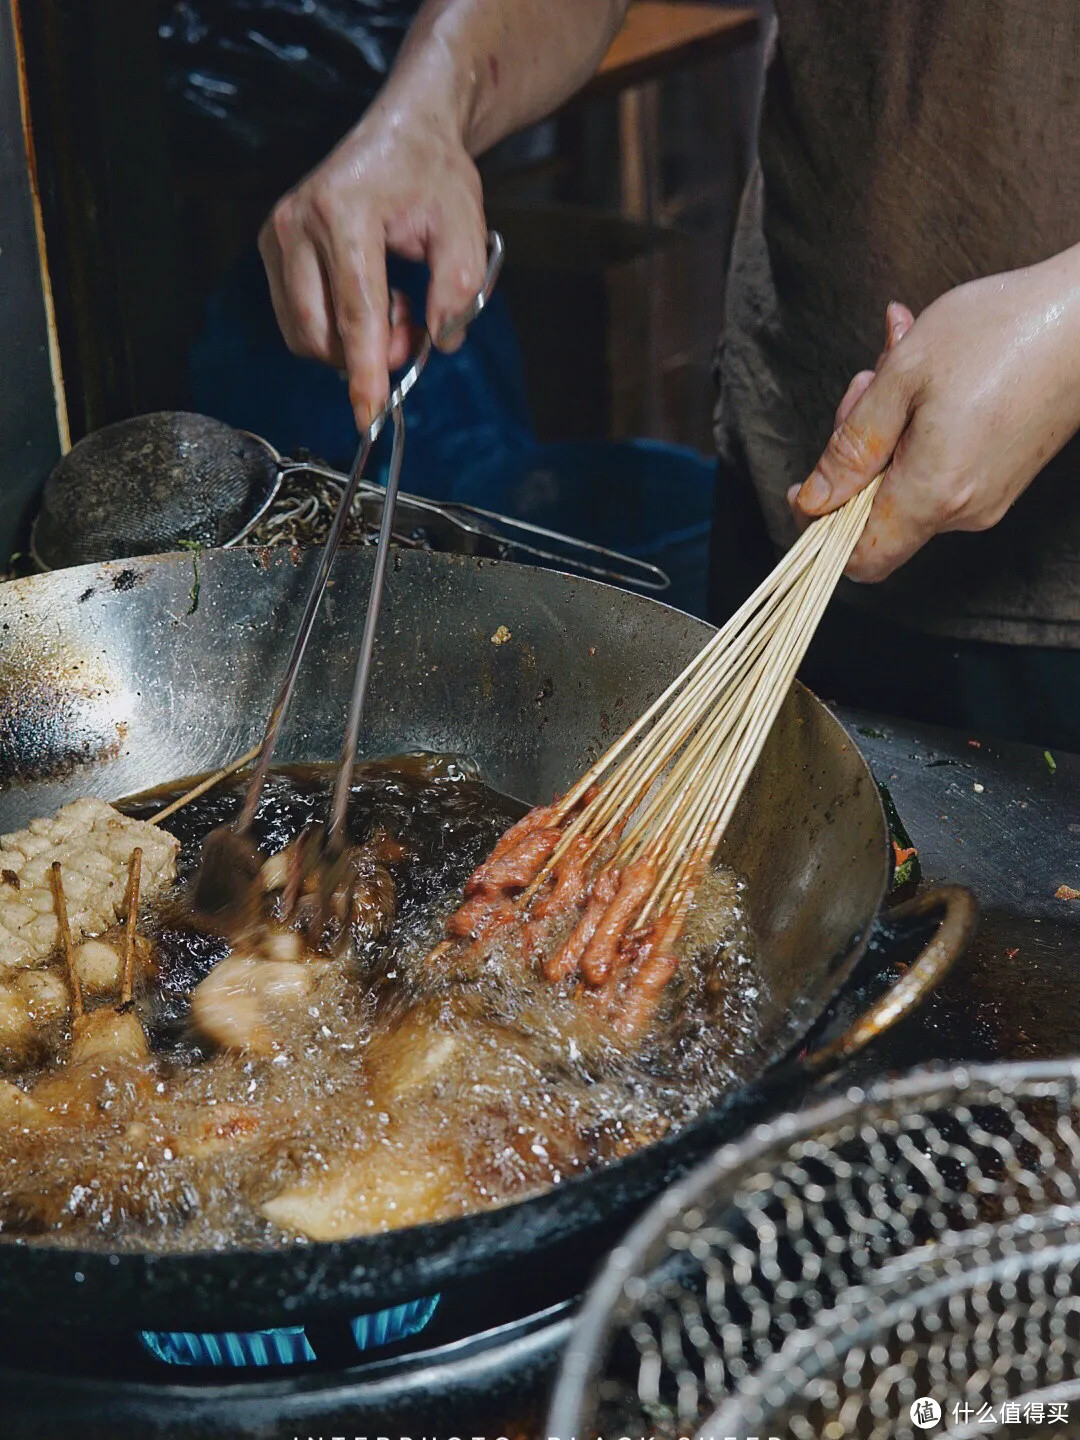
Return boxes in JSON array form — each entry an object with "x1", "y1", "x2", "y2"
[{"x1": 193, "y1": 233, "x2": 506, "y2": 924}]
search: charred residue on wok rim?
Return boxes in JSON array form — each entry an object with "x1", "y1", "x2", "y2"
[{"x1": 0, "y1": 625, "x2": 126, "y2": 785}]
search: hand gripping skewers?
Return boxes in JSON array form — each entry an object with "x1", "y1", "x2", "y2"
[
  {"x1": 193, "y1": 234, "x2": 506, "y2": 940},
  {"x1": 435, "y1": 478, "x2": 884, "y2": 1037}
]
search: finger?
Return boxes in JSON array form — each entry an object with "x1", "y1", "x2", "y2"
[
  {"x1": 285, "y1": 243, "x2": 343, "y2": 368},
  {"x1": 833, "y1": 300, "x2": 914, "y2": 430},
  {"x1": 796, "y1": 363, "x2": 914, "y2": 518},
  {"x1": 259, "y1": 209, "x2": 340, "y2": 365},
  {"x1": 425, "y1": 205, "x2": 488, "y2": 354},
  {"x1": 786, "y1": 482, "x2": 811, "y2": 533},
  {"x1": 844, "y1": 430, "x2": 943, "y2": 582},
  {"x1": 310, "y1": 210, "x2": 392, "y2": 429},
  {"x1": 834, "y1": 370, "x2": 876, "y2": 430},
  {"x1": 873, "y1": 300, "x2": 916, "y2": 369},
  {"x1": 387, "y1": 290, "x2": 413, "y2": 371}
]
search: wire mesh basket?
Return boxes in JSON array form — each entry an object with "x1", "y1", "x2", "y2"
[{"x1": 548, "y1": 1062, "x2": 1080, "y2": 1440}]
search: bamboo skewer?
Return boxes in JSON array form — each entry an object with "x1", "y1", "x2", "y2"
[
  {"x1": 524, "y1": 476, "x2": 882, "y2": 951},
  {"x1": 50, "y1": 861, "x2": 84, "y2": 1019},
  {"x1": 149, "y1": 744, "x2": 262, "y2": 825},
  {"x1": 120, "y1": 848, "x2": 143, "y2": 1007}
]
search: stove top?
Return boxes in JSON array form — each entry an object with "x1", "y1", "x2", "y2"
[
  {"x1": 8, "y1": 708, "x2": 1078, "y2": 1439},
  {"x1": 3, "y1": 1274, "x2": 573, "y2": 1440}
]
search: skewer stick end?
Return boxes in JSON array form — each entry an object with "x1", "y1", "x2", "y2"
[
  {"x1": 50, "y1": 860, "x2": 84, "y2": 1018},
  {"x1": 120, "y1": 847, "x2": 143, "y2": 1007}
]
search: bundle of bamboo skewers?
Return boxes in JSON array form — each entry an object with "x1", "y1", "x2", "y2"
[
  {"x1": 146, "y1": 478, "x2": 882, "y2": 1036},
  {"x1": 437, "y1": 478, "x2": 883, "y2": 1034}
]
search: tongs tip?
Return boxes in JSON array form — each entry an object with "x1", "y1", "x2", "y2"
[{"x1": 191, "y1": 826, "x2": 263, "y2": 920}]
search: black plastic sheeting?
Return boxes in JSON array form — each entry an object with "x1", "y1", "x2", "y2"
[{"x1": 158, "y1": 1, "x2": 423, "y2": 174}]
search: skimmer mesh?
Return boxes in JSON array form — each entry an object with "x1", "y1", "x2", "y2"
[
  {"x1": 548, "y1": 1062, "x2": 1080, "y2": 1440},
  {"x1": 31, "y1": 412, "x2": 281, "y2": 568}
]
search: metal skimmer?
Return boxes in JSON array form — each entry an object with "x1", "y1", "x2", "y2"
[{"x1": 548, "y1": 1061, "x2": 1080, "y2": 1440}]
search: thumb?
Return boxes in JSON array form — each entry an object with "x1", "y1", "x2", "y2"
[
  {"x1": 885, "y1": 300, "x2": 915, "y2": 347},
  {"x1": 796, "y1": 361, "x2": 913, "y2": 517},
  {"x1": 834, "y1": 300, "x2": 915, "y2": 431}
]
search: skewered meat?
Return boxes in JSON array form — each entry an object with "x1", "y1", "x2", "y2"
[
  {"x1": 0, "y1": 800, "x2": 177, "y2": 969},
  {"x1": 0, "y1": 969, "x2": 76, "y2": 1064},
  {"x1": 545, "y1": 868, "x2": 619, "y2": 982},
  {"x1": 74, "y1": 939, "x2": 124, "y2": 995},
  {"x1": 439, "y1": 815, "x2": 683, "y2": 1040},
  {"x1": 15, "y1": 970, "x2": 68, "y2": 1024},
  {"x1": 579, "y1": 859, "x2": 657, "y2": 986},
  {"x1": 69, "y1": 1007, "x2": 150, "y2": 1067},
  {"x1": 21, "y1": 850, "x2": 157, "y2": 1127}
]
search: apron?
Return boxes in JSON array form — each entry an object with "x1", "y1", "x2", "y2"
[{"x1": 716, "y1": 0, "x2": 1080, "y2": 647}]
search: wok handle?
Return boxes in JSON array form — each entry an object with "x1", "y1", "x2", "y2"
[{"x1": 800, "y1": 884, "x2": 977, "y2": 1076}]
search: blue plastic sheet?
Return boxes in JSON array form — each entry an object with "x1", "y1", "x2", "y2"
[{"x1": 188, "y1": 245, "x2": 535, "y2": 493}]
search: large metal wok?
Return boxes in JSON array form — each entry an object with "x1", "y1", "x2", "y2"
[{"x1": 0, "y1": 548, "x2": 974, "y2": 1331}]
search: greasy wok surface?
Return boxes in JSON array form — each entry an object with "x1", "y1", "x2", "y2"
[{"x1": 0, "y1": 549, "x2": 887, "y2": 1326}]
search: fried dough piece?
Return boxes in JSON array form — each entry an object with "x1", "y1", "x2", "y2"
[
  {"x1": 0, "y1": 800, "x2": 177, "y2": 970},
  {"x1": 190, "y1": 954, "x2": 312, "y2": 1054},
  {"x1": 261, "y1": 1136, "x2": 463, "y2": 1239},
  {"x1": 363, "y1": 999, "x2": 466, "y2": 1104}
]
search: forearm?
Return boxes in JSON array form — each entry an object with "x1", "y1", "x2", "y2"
[
  {"x1": 1024, "y1": 240, "x2": 1080, "y2": 437},
  {"x1": 373, "y1": 0, "x2": 630, "y2": 155}
]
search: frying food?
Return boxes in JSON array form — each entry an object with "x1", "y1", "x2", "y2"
[
  {"x1": 190, "y1": 954, "x2": 316, "y2": 1054},
  {"x1": 0, "y1": 758, "x2": 762, "y2": 1251},
  {"x1": 433, "y1": 793, "x2": 680, "y2": 1038},
  {"x1": 0, "y1": 799, "x2": 177, "y2": 968}
]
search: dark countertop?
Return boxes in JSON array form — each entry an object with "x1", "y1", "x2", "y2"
[{"x1": 831, "y1": 705, "x2": 1080, "y2": 1072}]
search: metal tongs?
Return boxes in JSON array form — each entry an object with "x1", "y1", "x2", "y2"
[{"x1": 194, "y1": 233, "x2": 506, "y2": 927}]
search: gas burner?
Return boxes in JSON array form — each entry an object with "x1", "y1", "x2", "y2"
[
  {"x1": 139, "y1": 1295, "x2": 441, "y2": 1369},
  {"x1": 3, "y1": 1269, "x2": 574, "y2": 1440}
]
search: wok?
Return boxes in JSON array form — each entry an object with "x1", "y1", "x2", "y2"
[{"x1": 0, "y1": 547, "x2": 974, "y2": 1331}]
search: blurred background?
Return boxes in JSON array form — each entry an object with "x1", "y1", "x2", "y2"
[{"x1": 3, "y1": 0, "x2": 768, "y2": 615}]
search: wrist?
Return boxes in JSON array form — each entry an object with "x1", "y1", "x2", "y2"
[{"x1": 374, "y1": 15, "x2": 478, "y2": 151}]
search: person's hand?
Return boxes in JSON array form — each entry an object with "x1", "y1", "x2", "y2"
[
  {"x1": 788, "y1": 252, "x2": 1080, "y2": 581},
  {"x1": 258, "y1": 103, "x2": 488, "y2": 429}
]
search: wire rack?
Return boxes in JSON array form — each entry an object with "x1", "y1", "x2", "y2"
[{"x1": 547, "y1": 1062, "x2": 1080, "y2": 1440}]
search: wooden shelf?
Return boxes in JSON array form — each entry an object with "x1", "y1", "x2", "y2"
[{"x1": 589, "y1": 1, "x2": 759, "y2": 94}]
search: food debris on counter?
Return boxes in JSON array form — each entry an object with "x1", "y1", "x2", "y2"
[
  {"x1": 878, "y1": 782, "x2": 921, "y2": 889},
  {"x1": 973, "y1": 782, "x2": 985, "y2": 793},
  {"x1": 491, "y1": 625, "x2": 512, "y2": 646},
  {"x1": 1055, "y1": 884, "x2": 1079, "y2": 901},
  {"x1": 1045, "y1": 750, "x2": 1058, "y2": 774}
]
